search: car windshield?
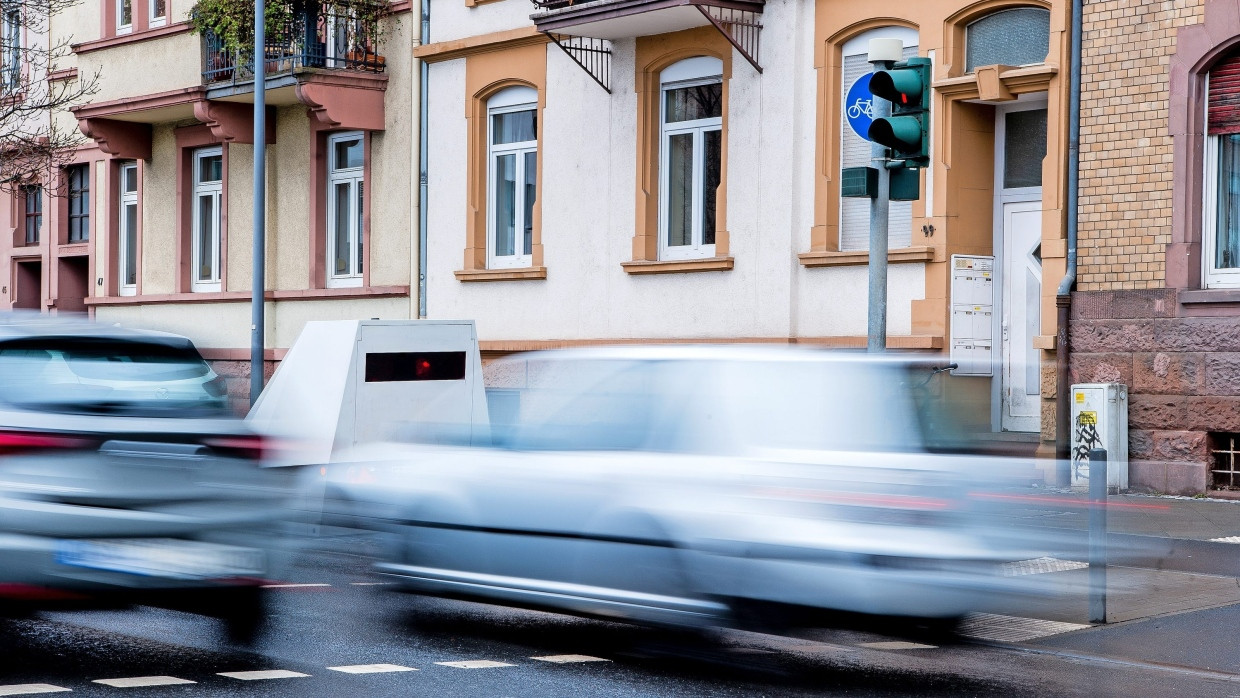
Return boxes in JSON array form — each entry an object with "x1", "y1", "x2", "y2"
[
  {"x1": 0, "y1": 337, "x2": 229, "y2": 416},
  {"x1": 489, "y1": 355, "x2": 928, "y2": 454}
]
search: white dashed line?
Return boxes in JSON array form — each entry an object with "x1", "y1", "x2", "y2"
[
  {"x1": 327, "y1": 664, "x2": 417, "y2": 674},
  {"x1": 1210, "y1": 536, "x2": 1240, "y2": 544},
  {"x1": 960, "y1": 613, "x2": 1091, "y2": 642},
  {"x1": 435, "y1": 660, "x2": 515, "y2": 669},
  {"x1": 92, "y1": 677, "x2": 195, "y2": 688},
  {"x1": 0, "y1": 686, "x2": 71, "y2": 696},
  {"x1": 1001, "y1": 557, "x2": 1089, "y2": 576},
  {"x1": 259, "y1": 583, "x2": 332, "y2": 589},
  {"x1": 857, "y1": 641, "x2": 938, "y2": 651},
  {"x1": 530, "y1": 655, "x2": 611, "y2": 664},
  {"x1": 348, "y1": 582, "x2": 392, "y2": 586},
  {"x1": 217, "y1": 670, "x2": 311, "y2": 681}
]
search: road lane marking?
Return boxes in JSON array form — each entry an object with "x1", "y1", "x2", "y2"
[
  {"x1": 0, "y1": 686, "x2": 71, "y2": 696},
  {"x1": 857, "y1": 641, "x2": 938, "y2": 651},
  {"x1": 327, "y1": 664, "x2": 417, "y2": 674},
  {"x1": 1001, "y1": 557, "x2": 1089, "y2": 576},
  {"x1": 530, "y1": 655, "x2": 611, "y2": 663},
  {"x1": 960, "y1": 613, "x2": 1090, "y2": 642},
  {"x1": 217, "y1": 670, "x2": 311, "y2": 680},
  {"x1": 435, "y1": 660, "x2": 515, "y2": 669},
  {"x1": 92, "y1": 677, "x2": 195, "y2": 688},
  {"x1": 1210, "y1": 536, "x2": 1240, "y2": 544},
  {"x1": 348, "y1": 582, "x2": 392, "y2": 586},
  {"x1": 260, "y1": 583, "x2": 332, "y2": 589}
]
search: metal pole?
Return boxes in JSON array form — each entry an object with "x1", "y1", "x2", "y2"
[
  {"x1": 867, "y1": 59, "x2": 893, "y2": 353},
  {"x1": 1088, "y1": 446, "x2": 1107, "y2": 624},
  {"x1": 250, "y1": 0, "x2": 267, "y2": 406}
]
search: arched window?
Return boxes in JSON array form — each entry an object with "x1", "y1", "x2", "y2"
[
  {"x1": 965, "y1": 8, "x2": 1050, "y2": 73},
  {"x1": 659, "y1": 56, "x2": 722, "y2": 261},
  {"x1": 1205, "y1": 51, "x2": 1240, "y2": 286},
  {"x1": 487, "y1": 85, "x2": 538, "y2": 269},
  {"x1": 840, "y1": 26, "x2": 918, "y2": 251}
]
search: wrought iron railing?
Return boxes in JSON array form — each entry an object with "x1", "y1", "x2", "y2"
[{"x1": 201, "y1": 1, "x2": 387, "y2": 86}]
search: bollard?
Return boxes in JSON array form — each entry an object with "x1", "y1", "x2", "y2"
[{"x1": 1088, "y1": 447, "x2": 1108, "y2": 624}]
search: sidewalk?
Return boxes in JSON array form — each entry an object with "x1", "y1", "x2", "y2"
[{"x1": 980, "y1": 490, "x2": 1240, "y2": 675}]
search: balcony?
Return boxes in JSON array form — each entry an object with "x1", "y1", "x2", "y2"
[
  {"x1": 530, "y1": 0, "x2": 764, "y2": 91},
  {"x1": 201, "y1": 0, "x2": 387, "y2": 88}
]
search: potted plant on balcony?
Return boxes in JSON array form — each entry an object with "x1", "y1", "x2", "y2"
[{"x1": 189, "y1": 0, "x2": 295, "y2": 77}]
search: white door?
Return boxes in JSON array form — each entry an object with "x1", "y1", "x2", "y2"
[
  {"x1": 1001, "y1": 201, "x2": 1042, "y2": 432},
  {"x1": 994, "y1": 102, "x2": 1047, "y2": 433}
]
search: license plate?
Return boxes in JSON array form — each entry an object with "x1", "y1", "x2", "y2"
[{"x1": 55, "y1": 539, "x2": 265, "y2": 580}]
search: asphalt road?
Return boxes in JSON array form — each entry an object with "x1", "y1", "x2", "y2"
[{"x1": 3, "y1": 540, "x2": 1240, "y2": 697}]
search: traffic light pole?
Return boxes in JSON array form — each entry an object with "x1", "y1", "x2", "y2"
[{"x1": 866, "y1": 56, "x2": 895, "y2": 353}]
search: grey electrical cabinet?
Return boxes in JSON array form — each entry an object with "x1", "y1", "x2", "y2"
[{"x1": 1069, "y1": 382, "x2": 1129, "y2": 493}]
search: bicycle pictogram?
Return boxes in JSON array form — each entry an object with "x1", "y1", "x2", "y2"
[{"x1": 846, "y1": 98, "x2": 874, "y2": 120}]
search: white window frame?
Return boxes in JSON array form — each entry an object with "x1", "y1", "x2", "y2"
[
  {"x1": 116, "y1": 0, "x2": 133, "y2": 34},
  {"x1": 1203, "y1": 70, "x2": 1240, "y2": 288},
  {"x1": 326, "y1": 130, "x2": 364, "y2": 288},
  {"x1": 486, "y1": 86, "x2": 537, "y2": 270},
  {"x1": 149, "y1": 0, "x2": 167, "y2": 28},
  {"x1": 191, "y1": 146, "x2": 223, "y2": 293},
  {"x1": 118, "y1": 162, "x2": 138, "y2": 297},
  {"x1": 658, "y1": 57, "x2": 723, "y2": 262},
  {"x1": 1, "y1": 6, "x2": 20, "y2": 92}
]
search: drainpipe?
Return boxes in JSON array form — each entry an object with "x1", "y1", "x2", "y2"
[
  {"x1": 415, "y1": 0, "x2": 430, "y2": 318},
  {"x1": 1055, "y1": 0, "x2": 1083, "y2": 481}
]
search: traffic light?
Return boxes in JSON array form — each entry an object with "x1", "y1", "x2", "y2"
[{"x1": 867, "y1": 57, "x2": 931, "y2": 167}]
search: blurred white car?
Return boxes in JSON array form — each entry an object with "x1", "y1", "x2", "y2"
[
  {"x1": 0, "y1": 318, "x2": 290, "y2": 642},
  {"x1": 322, "y1": 346, "x2": 1060, "y2": 632}
]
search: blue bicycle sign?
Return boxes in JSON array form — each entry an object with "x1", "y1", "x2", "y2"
[{"x1": 844, "y1": 73, "x2": 874, "y2": 140}]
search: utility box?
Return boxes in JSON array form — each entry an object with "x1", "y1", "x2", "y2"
[
  {"x1": 247, "y1": 320, "x2": 489, "y2": 466},
  {"x1": 949, "y1": 255, "x2": 994, "y2": 376},
  {"x1": 1070, "y1": 383, "x2": 1129, "y2": 492}
]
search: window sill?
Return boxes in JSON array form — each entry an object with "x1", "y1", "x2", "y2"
[
  {"x1": 1179, "y1": 289, "x2": 1240, "y2": 305},
  {"x1": 72, "y1": 22, "x2": 192, "y2": 55},
  {"x1": 621, "y1": 257, "x2": 734, "y2": 275},
  {"x1": 57, "y1": 243, "x2": 89, "y2": 256},
  {"x1": 798, "y1": 246, "x2": 936, "y2": 268},
  {"x1": 85, "y1": 285, "x2": 410, "y2": 306},
  {"x1": 455, "y1": 267, "x2": 547, "y2": 282}
]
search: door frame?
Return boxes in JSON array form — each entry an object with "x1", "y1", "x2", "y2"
[{"x1": 991, "y1": 97, "x2": 1047, "y2": 432}]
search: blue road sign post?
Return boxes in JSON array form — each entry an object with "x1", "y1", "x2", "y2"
[{"x1": 845, "y1": 73, "x2": 875, "y2": 141}]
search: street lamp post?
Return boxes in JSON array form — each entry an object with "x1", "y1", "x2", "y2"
[{"x1": 250, "y1": 0, "x2": 267, "y2": 406}]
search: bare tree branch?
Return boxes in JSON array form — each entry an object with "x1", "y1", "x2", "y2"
[{"x1": 0, "y1": 0, "x2": 101, "y2": 194}]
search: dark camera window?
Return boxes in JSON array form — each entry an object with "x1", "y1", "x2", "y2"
[{"x1": 365, "y1": 351, "x2": 467, "y2": 382}]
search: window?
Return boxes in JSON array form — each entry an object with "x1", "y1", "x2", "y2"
[
  {"x1": 116, "y1": 0, "x2": 133, "y2": 33},
  {"x1": 149, "y1": 0, "x2": 167, "y2": 28},
  {"x1": 66, "y1": 165, "x2": 89, "y2": 243},
  {"x1": 22, "y1": 185, "x2": 40, "y2": 245},
  {"x1": 191, "y1": 147, "x2": 222, "y2": 292},
  {"x1": 486, "y1": 86, "x2": 537, "y2": 269},
  {"x1": 326, "y1": 131, "x2": 364, "y2": 287},
  {"x1": 840, "y1": 27, "x2": 918, "y2": 251},
  {"x1": 1, "y1": 5, "x2": 19, "y2": 92},
  {"x1": 965, "y1": 8, "x2": 1050, "y2": 73},
  {"x1": 659, "y1": 57, "x2": 722, "y2": 261},
  {"x1": 118, "y1": 161, "x2": 138, "y2": 296}
]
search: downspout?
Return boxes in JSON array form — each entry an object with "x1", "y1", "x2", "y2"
[
  {"x1": 416, "y1": 0, "x2": 430, "y2": 318},
  {"x1": 1055, "y1": 0, "x2": 1083, "y2": 480}
]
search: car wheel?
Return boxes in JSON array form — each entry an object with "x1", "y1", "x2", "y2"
[{"x1": 197, "y1": 586, "x2": 266, "y2": 646}]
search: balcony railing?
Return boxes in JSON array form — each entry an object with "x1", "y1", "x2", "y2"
[{"x1": 201, "y1": 0, "x2": 387, "y2": 86}]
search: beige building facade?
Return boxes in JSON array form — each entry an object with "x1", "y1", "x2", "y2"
[{"x1": 0, "y1": 0, "x2": 415, "y2": 407}]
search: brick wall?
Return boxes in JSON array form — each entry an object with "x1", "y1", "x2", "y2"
[{"x1": 1077, "y1": 0, "x2": 1202, "y2": 291}]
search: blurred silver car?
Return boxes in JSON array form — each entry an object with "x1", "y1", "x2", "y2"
[
  {"x1": 0, "y1": 318, "x2": 289, "y2": 641},
  {"x1": 322, "y1": 346, "x2": 1062, "y2": 633}
]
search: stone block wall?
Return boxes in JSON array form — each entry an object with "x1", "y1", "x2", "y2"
[
  {"x1": 1077, "y1": 0, "x2": 1203, "y2": 291},
  {"x1": 1068, "y1": 288, "x2": 1240, "y2": 494}
]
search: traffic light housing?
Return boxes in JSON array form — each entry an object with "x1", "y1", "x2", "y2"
[{"x1": 867, "y1": 57, "x2": 931, "y2": 166}]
